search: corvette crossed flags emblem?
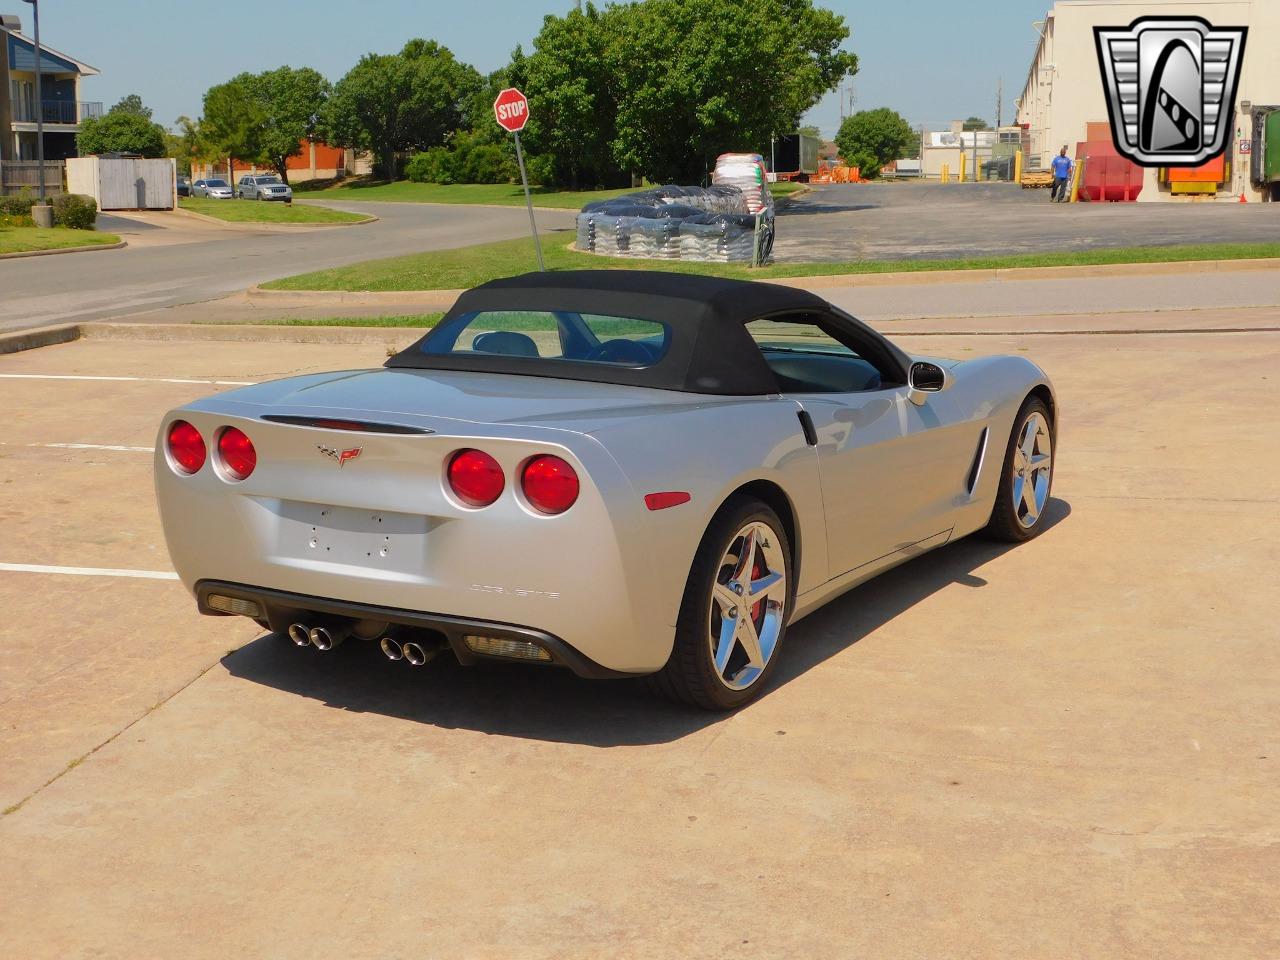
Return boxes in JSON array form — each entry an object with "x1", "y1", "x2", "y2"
[{"x1": 317, "y1": 444, "x2": 363, "y2": 467}]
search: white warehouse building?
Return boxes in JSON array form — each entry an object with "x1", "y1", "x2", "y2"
[{"x1": 1017, "y1": 0, "x2": 1280, "y2": 201}]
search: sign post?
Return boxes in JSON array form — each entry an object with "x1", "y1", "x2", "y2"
[{"x1": 493, "y1": 87, "x2": 544, "y2": 272}]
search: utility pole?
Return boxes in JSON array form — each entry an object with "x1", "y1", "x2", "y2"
[
  {"x1": 22, "y1": 0, "x2": 44, "y2": 202},
  {"x1": 996, "y1": 79, "x2": 1003, "y2": 130}
]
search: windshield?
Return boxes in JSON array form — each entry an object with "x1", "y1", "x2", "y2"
[
  {"x1": 419, "y1": 310, "x2": 669, "y2": 367},
  {"x1": 257, "y1": 177, "x2": 281, "y2": 185},
  {"x1": 205, "y1": 180, "x2": 228, "y2": 187}
]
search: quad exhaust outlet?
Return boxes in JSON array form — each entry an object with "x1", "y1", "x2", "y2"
[{"x1": 309, "y1": 625, "x2": 348, "y2": 651}]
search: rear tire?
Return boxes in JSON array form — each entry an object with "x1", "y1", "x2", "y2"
[
  {"x1": 645, "y1": 497, "x2": 793, "y2": 711},
  {"x1": 985, "y1": 397, "x2": 1055, "y2": 542}
]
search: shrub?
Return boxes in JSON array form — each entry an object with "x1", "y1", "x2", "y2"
[
  {"x1": 460, "y1": 143, "x2": 518, "y2": 184},
  {"x1": 525, "y1": 153, "x2": 556, "y2": 187},
  {"x1": 53, "y1": 193, "x2": 98, "y2": 230},
  {"x1": 404, "y1": 147, "x2": 458, "y2": 185},
  {"x1": 0, "y1": 190, "x2": 35, "y2": 227}
]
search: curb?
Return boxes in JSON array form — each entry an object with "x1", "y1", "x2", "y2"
[
  {"x1": 174, "y1": 205, "x2": 378, "y2": 230},
  {"x1": 0, "y1": 239, "x2": 126, "y2": 261},
  {"x1": 767, "y1": 257, "x2": 1280, "y2": 289},
  {"x1": 83, "y1": 322, "x2": 420, "y2": 347},
  {"x1": 245, "y1": 286, "x2": 463, "y2": 309},
  {"x1": 3, "y1": 312, "x2": 1277, "y2": 358},
  {"x1": 0, "y1": 323, "x2": 81, "y2": 355}
]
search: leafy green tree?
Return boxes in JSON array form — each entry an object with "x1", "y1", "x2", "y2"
[
  {"x1": 322, "y1": 39, "x2": 481, "y2": 180},
  {"x1": 199, "y1": 78, "x2": 266, "y2": 186},
  {"x1": 165, "y1": 115, "x2": 200, "y2": 176},
  {"x1": 834, "y1": 107, "x2": 914, "y2": 179},
  {"x1": 77, "y1": 112, "x2": 166, "y2": 157},
  {"x1": 108, "y1": 93, "x2": 152, "y2": 120},
  {"x1": 522, "y1": 7, "x2": 625, "y2": 188},
  {"x1": 608, "y1": 0, "x2": 857, "y2": 182},
  {"x1": 239, "y1": 66, "x2": 331, "y2": 184},
  {"x1": 962, "y1": 116, "x2": 990, "y2": 131}
]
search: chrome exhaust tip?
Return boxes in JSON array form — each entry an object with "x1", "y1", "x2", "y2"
[
  {"x1": 402, "y1": 641, "x2": 434, "y2": 666},
  {"x1": 288, "y1": 623, "x2": 312, "y2": 647},
  {"x1": 309, "y1": 625, "x2": 346, "y2": 651},
  {"x1": 379, "y1": 636, "x2": 404, "y2": 661}
]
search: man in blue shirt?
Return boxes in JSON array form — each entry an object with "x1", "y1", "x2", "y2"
[{"x1": 1050, "y1": 146, "x2": 1074, "y2": 203}]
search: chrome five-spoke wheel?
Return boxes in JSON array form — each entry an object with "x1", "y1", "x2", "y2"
[
  {"x1": 649, "y1": 497, "x2": 793, "y2": 710},
  {"x1": 1012, "y1": 411, "x2": 1053, "y2": 528},
  {"x1": 709, "y1": 521, "x2": 788, "y2": 691},
  {"x1": 986, "y1": 397, "x2": 1055, "y2": 542}
]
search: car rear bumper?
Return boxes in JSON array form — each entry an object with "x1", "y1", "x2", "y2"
[{"x1": 196, "y1": 579, "x2": 633, "y2": 679}]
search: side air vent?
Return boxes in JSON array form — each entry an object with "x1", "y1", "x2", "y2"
[
  {"x1": 965, "y1": 427, "x2": 990, "y2": 496},
  {"x1": 260, "y1": 415, "x2": 434, "y2": 435}
]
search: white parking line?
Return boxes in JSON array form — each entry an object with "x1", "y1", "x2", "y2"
[
  {"x1": 29, "y1": 443, "x2": 155, "y2": 453},
  {"x1": 0, "y1": 562, "x2": 178, "y2": 580},
  {"x1": 0, "y1": 374, "x2": 255, "y2": 386}
]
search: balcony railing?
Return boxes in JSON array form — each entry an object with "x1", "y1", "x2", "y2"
[{"x1": 10, "y1": 100, "x2": 104, "y2": 124}]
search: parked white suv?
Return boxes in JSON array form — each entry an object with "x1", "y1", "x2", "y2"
[{"x1": 237, "y1": 175, "x2": 293, "y2": 202}]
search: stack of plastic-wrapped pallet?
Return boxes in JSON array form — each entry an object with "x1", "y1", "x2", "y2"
[
  {"x1": 710, "y1": 153, "x2": 772, "y2": 215},
  {"x1": 574, "y1": 176, "x2": 774, "y2": 264}
]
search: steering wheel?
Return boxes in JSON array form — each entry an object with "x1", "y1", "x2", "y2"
[{"x1": 587, "y1": 339, "x2": 654, "y2": 365}]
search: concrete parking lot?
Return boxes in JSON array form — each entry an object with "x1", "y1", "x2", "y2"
[
  {"x1": 775, "y1": 182, "x2": 1280, "y2": 261},
  {"x1": 1, "y1": 312, "x2": 1277, "y2": 957}
]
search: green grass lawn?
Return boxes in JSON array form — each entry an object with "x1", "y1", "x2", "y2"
[
  {"x1": 179, "y1": 198, "x2": 370, "y2": 224},
  {"x1": 0, "y1": 227, "x2": 120, "y2": 255},
  {"x1": 290, "y1": 179, "x2": 807, "y2": 208},
  {"x1": 263, "y1": 234, "x2": 1280, "y2": 293}
]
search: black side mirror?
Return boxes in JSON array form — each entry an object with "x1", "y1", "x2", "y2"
[
  {"x1": 907, "y1": 361, "x2": 950, "y2": 406},
  {"x1": 909, "y1": 361, "x2": 948, "y2": 392}
]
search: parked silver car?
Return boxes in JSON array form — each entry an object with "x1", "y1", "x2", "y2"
[
  {"x1": 191, "y1": 178, "x2": 233, "y2": 199},
  {"x1": 153, "y1": 271, "x2": 1058, "y2": 711},
  {"x1": 238, "y1": 175, "x2": 293, "y2": 201}
]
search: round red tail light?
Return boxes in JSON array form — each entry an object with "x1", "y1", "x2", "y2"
[
  {"x1": 521, "y1": 455, "x2": 579, "y2": 515},
  {"x1": 217, "y1": 426, "x2": 257, "y2": 481},
  {"x1": 167, "y1": 420, "x2": 206, "y2": 474},
  {"x1": 447, "y1": 449, "x2": 504, "y2": 507}
]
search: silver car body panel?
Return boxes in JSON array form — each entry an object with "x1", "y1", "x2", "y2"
[{"x1": 155, "y1": 351, "x2": 1053, "y2": 675}]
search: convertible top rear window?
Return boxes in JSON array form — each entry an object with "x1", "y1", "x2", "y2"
[
  {"x1": 387, "y1": 271, "x2": 911, "y2": 395},
  {"x1": 419, "y1": 310, "x2": 670, "y2": 367}
]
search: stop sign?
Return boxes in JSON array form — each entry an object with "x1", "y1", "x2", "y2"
[{"x1": 493, "y1": 87, "x2": 530, "y2": 133}]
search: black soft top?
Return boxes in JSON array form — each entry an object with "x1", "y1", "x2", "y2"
[{"x1": 386, "y1": 270, "x2": 850, "y2": 395}]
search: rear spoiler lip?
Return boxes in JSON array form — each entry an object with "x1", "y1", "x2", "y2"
[{"x1": 258, "y1": 414, "x2": 435, "y2": 436}]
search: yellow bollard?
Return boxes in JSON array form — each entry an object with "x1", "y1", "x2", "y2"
[
  {"x1": 941, "y1": 164, "x2": 950, "y2": 184},
  {"x1": 959, "y1": 152, "x2": 967, "y2": 184},
  {"x1": 1070, "y1": 157, "x2": 1085, "y2": 202},
  {"x1": 1014, "y1": 149, "x2": 1023, "y2": 184}
]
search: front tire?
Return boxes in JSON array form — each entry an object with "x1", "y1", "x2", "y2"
[
  {"x1": 646, "y1": 497, "x2": 793, "y2": 711},
  {"x1": 985, "y1": 397, "x2": 1055, "y2": 542}
]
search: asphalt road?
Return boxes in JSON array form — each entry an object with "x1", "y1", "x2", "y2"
[
  {"x1": 774, "y1": 182, "x2": 1280, "y2": 262},
  {"x1": 0, "y1": 201, "x2": 576, "y2": 334}
]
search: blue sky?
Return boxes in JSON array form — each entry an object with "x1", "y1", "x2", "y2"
[{"x1": 21, "y1": 0, "x2": 1046, "y2": 136}]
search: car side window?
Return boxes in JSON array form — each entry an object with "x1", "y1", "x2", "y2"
[{"x1": 746, "y1": 313, "x2": 892, "y2": 394}]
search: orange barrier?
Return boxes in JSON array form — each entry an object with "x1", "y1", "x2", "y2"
[{"x1": 815, "y1": 160, "x2": 864, "y2": 184}]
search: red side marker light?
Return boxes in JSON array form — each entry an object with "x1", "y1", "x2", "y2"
[{"x1": 644, "y1": 491, "x2": 691, "y2": 511}]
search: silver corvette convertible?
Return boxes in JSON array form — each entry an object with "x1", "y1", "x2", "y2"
[{"x1": 155, "y1": 271, "x2": 1056, "y2": 710}]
